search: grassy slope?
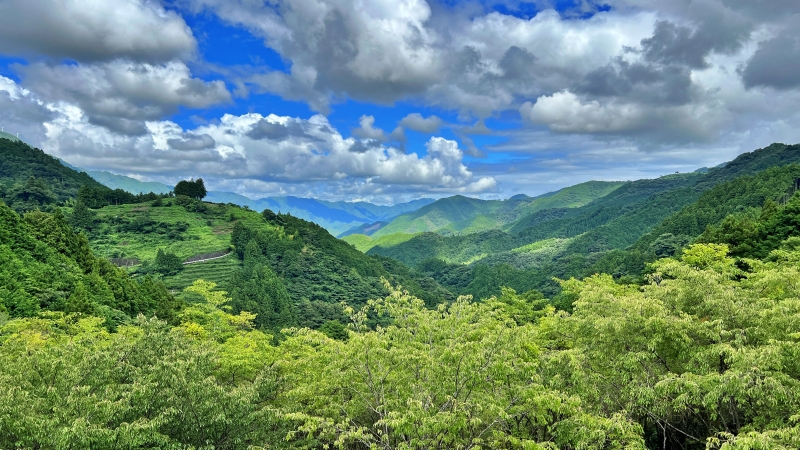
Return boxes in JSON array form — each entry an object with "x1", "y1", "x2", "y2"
[
  {"x1": 161, "y1": 256, "x2": 242, "y2": 292},
  {"x1": 87, "y1": 202, "x2": 264, "y2": 261}
]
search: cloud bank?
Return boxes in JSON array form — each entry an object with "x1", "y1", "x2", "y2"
[{"x1": 1, "y1": 0, "x2": 800, "y2": 201}]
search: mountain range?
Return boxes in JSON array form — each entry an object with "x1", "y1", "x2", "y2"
[{"x1": 6, "y1": 134, "x2": 800, "y2": 304}]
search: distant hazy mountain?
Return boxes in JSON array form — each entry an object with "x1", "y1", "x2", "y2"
[
  {"x1": 86, "y1": 170, "x2": 173, "y2": 195},
  {"x1": 63, "y1": 164, "x2": 435, "y2": 235},
  {"x1": 347, "y1": 181, "x2": 625, "y2": 241},
  {"x1": 252, "y1": 196, "x2": 435, "y2": 236}
]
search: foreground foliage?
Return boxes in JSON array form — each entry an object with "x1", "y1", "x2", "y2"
[{"x1": 2, "y1": 242, "x2": 800, "y2": 448}]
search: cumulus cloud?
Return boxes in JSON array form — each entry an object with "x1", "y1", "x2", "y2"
[
  {"x1": 521, "y1": 89, "x2": 729, "y2": 143},
  {"x1": 741, "y1": 30, "x2": 800, "y2": 90},
  {"x1": 352, "y1": 115, "x2": 388, "y2": 140},
  {"x1": 4, "y1": 69, "x2": 496, "y2": 200},
  {"x1": 185, "y1": 0, "x2": 653, "y2": 116},
  {"x1": 399, "y1": 113, "x2": 442, "y2": 133},
  {"x1": 167, "y1": 133, "x2": 216, "y2": 150},
  {"x1": 0, "y1": 76, "x2": 53, "y2": 143},
  {"x1": 521, "y1": 91, "x2": 643, "y2": 133},
  {"x1": 16, "y1": 61, "x2": 231, "y2": 135},
  {"x1": 181, "y1": 0, "x2": 800, "y2": 150},
  {"x1": 0, "y1": 0, "x2": 196, "y2": 63}
]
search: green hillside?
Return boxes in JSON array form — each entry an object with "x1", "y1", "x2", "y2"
[
  {"x1": 369, "y1": 174, "x2": 702, "y2": 267},
  {"x1": 0, "y1": 130, "x2": 20, "y2": 142},
  {"x1": 369, "y1": 195, "x2": 505, "y2": 237},
  {"x1": 633, "y1": 164, "x2": 800, "y2": 255},
  {"x1": 513, "y1": 180, "x2": 626, "y2": 215},
  {"x1": 362, "y1": 180, "x2": 624, "y2": 239},
  {"x1": 65, "y1": 161, "x2": 435, "y2": 236},
  {"x1": 0, "y1": 137, "x2": 108, "y2": 212},
  {"x1": 76, "y1": 197, "x2": 452, "y2": 327},
  {"x1": 84, "y1": 201, "x2": 253, "y2": 262},
  {"x1": 0, "y1": 201, "x2": 181, "y2": 325},
  {"x1": 372, "y1": 143, "x2": 800, "y2": 299}
]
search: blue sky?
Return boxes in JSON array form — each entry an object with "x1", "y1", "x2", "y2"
[{"x1": 1, "y1": 0, "x2": 800, "y2": 203}]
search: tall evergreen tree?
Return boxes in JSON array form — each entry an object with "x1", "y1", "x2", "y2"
[
  {"x1": 230, "y1": 240, "x2": 296, "y2": 331},
  {"x1": 69, "y1": 199, "x2": 95, "y2": 231}
]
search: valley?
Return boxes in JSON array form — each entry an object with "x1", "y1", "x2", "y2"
[{"x1": 4, "y1": 136, "x2": 800, "y2": 448}]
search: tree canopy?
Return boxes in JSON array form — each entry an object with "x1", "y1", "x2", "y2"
[{"x1": 174, "y1": 178, "x2": 207, "y2": 200}]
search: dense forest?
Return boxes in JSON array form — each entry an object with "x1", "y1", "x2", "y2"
[{"x1": 3, "y1": 137, "x2": 800, "y2": 448}]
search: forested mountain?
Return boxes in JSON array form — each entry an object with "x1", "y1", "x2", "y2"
[
  {"x1": 366, "y1": 143, "x2": 800, "y2": 299},
  {"x1": 4, "y1": 218, "x2": 800, "y2": 448},
  {"x1": 348, "y1": 180, "x2": 624, "y2": 240},
  {"x1": 0, "y1": 137, "x2": 107, "y2": 211},
  {"x1": 365, "y1": 172, "x2": 704, "y2": 267}
]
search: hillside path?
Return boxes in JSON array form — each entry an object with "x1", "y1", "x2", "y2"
[{"x1": 183, "y1": 252, "x2": 232, "y2": 265}]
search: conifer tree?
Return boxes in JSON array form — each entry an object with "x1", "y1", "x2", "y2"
[{"x1": 65, "y1": 281, "x2": 94, "y2": 315}]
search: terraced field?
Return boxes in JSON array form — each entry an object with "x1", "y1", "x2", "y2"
[
  {"x1": 161, "y1": 256, "x2": 242, "y2": 293},
  {"x1": 84, "y1": 201, "x2": 265, "y2": 261}
]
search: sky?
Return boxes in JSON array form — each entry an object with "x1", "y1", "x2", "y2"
[{"x1": 1, "y1": 0, "x2": 800, "y2": 204}]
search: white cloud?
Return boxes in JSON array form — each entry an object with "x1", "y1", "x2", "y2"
[
  {"x1": 187, "y1": 0, "x2": 654, "y2": 117},
  {"x1": 0, "y1": 75, "x2": 52, "y2": 143},
  {"x1": 399, "y1": 113, "x2": 442, "y2": 133},
  {"x1": 0, "y1": 0, "x2": 196, "y2": 62},
  {"x1": 18, "y1": 60, "x2": 231, "y2": 135},
  {"x1": 521, "y1": 91, "x2": 643, "y2": 133},
  {"x1": 352, "y1": 115, "x2": 388, "y2": 140},
  {"x1": 7, "y1": 71, "x2": 496, "y2": 201}
]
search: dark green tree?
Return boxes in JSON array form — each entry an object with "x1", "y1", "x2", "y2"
[
  {"x1": 319, "y1": 320, "x2": 349, "y2": 341},
  {"x1": 229, "y1": 239, "x2": 296, "y2": 331},
  {"x1": 174, "y1": 179, "x2": 207, "y2": 200},
  {"x1": 6, "y1": 176, "x2": 57, "y2": 211},
  {"x1": 154, "y1": 249, "x2": 184, "y2": 276},
  {"x1": 64, "y1": 282, "x2": 95, "y2": 315},
  {"x1": 69, "y1": 199, "x2": 95, "y2": 231},
  {"x1": 194, "y1": 178, "x2": 207, "y2": 200}
]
